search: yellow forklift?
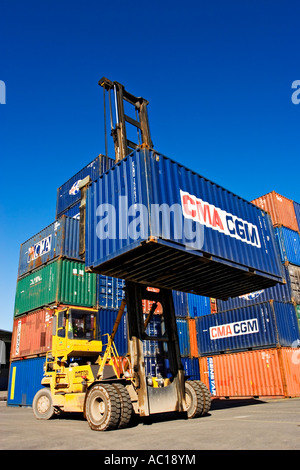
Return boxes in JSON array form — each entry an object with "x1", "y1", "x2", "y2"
[
  {"x1": 32, "y1": 284, "x2": 211, "y2": 431},
  {"x1": 32, "y1": 79, "x2": 211, "y2": 430}
]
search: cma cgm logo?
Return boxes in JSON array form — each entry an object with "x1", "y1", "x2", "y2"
[
  {"x1": 69, "y1": 180, "x2": 81, "y2": 196},
  {"x1": 28, "y1": 235, "x2": 52, "y2": 262},
  {"x1": 210, "y1": 319, "x2": 259, "y2": 340},
  {"x1": 180, "y1": 190, "x2": 261, "y2": 248}
]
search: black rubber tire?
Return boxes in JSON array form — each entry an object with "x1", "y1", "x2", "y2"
[
  {"x1": 185, "y1": 381, "x2": 204, "y2": 419},
  {"x1": 112, "y1": 383, "x2": 133, "y2": 429},
  {"x1": 32, "y1": 388, "x2": 55, "y2": 420},
  {"x1": 85, "y1": 383, "x2": 121, "y2": 431},
  {"x1": 195, "y1": 381, "x2": 211, "y2": 415}
]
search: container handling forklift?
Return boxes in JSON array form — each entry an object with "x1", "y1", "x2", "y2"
[{"x1": 32, "y1": 78, "x2": 211, "y2": 431}]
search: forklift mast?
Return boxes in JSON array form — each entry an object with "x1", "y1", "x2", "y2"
[{"x1": 99, "y1": 77, "x2": 153, "y2": 162}]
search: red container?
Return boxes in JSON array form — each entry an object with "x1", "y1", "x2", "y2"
[
  {"x1": 199, "y1": 348, "x2": 300, "y2": 399},
  {"x1": 11, "y1": 309, "x2": 53, "y2": 360},
  {"x1": 251, "y1": 191, "x2": 298, "y2": 231}
]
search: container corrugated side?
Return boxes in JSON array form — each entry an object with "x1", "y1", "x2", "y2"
[
  {"x1": 199, "y1": 349, "x2": 285, "y2": 398},
  {"x1": 181, "y1": 357, "x2": 200, "y2": 380},
  {"x1": 164, "y1": 357, "x2": 200, "y2": 380},
  {"x1": 85, "y1": 149, "x2": 284, "y2": 300},
  {"x1": 143, "y1": 314, "x2": 164, "y2": 357},
  {"x1": 172, "y1": 291, "x2": 188, "y2": 317},
  {"x1": 251, "y1": 191, "x2": 298, "y2": 231},
  {"x1": 63, "y1": 203, "x2": 80, "y2": 220},
  {"x1": 96, "y1": 275, "x2": 125, "y2": 309},
  {"x1": 7, "y1": 357, "x2": 46, "y2": 406},
  {"x1": 14, "y1": 259, "x2": 96, "y2": 316},
  {"x1": 274, "y1": 226, "x2": 300, "y2": 267},
  {"x1": 18, "y1": 216, "x2": 80, "y2": 278},
  {"x1": 11, "y1": 309, "x2": 53, "y2": 360},
  {"x1": 188, "y1": 293, "x2": 211, "y2": 317},
  {"x1": 96, "y1": 308, "x2": 128, "y2": 356},
  {"x1": 56, "y1": 154, "x2": 114, "y2": 219},
  {"x1": 188, "y1": 318, "x2": 199, "y2": 357},
  {"x1": 217, "y1": 265, "x2": 292, "y2": 311},
  {"x1": 195, "y1": 301, "x2": 300, "y2": 356},
  {"x1": 286, "y1": 263, "x2": 300, "y2": 303},
  {"x1": 294, "y1": 201, "x2": 300, "y2": 232},
  {"x1": 278, "y1": 347, "x2": 300, "y2": 397},
  {"x1": 176, "y1": 318, "x2": 190, "y2": 356}
]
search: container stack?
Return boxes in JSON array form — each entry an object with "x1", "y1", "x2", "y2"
[
  {"x1": 197, "y1": 190, "x2": 300, "y2": 400},
  {"x1": 140, "y1": 290, "x2": 218, "y2": 381},
  {"x1": 8, "y1": 144, "x2": 300, "y2": 407},
  {"x1": 8, "y1": 215, "x2": 97, "y2": 406},
  {"x1": 8, "y1": 155, "x2": 114, "y2": 407}
]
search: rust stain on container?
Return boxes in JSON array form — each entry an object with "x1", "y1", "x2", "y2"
[{"x1": 251, "y1": 191, "x2": 299, "y2": 231}]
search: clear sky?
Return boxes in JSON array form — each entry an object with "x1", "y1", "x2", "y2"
[{"x1": 1, "y1": 0, "x2": 300, "y2": 331}]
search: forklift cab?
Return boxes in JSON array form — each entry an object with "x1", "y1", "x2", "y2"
[{"x1": 50, "y1": 307, "x2": 102, "y2": 364}]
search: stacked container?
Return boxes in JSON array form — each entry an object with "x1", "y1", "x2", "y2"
[
  {"x1": 8, "y1": 154, "x2": 114, "y2": 407},
  {"x1": 204, "y1": 190, "x2": 300, "y2": 399}
]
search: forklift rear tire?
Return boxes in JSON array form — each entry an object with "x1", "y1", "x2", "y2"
[
  {"x1": 85, "y1": 383, "x2": 121, "y2": 431},
  {"x1": 185, "y1": 381, "x2": 204, "y2": 419},
  {"x1": 32, "y1": 388, "x2": 55, "y2": 420}
]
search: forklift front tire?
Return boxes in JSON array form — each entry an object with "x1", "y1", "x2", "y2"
[{"x1": 32, "y1": 388, "x2": 55, "y2": 420}]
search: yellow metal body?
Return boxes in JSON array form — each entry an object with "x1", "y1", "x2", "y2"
[{"x1": 41, "y1": 303, "x2": 129, "y2": 413}]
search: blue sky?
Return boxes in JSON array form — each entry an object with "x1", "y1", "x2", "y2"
[{"x1": 1, "y1": 0, "x2": 300, "y2": 331}]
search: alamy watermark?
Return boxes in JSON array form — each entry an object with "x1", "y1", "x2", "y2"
[
  {"x1": 0, "y1": 80, "x2": 6, "y2": 104},
  {"x1": 291, "y1": 80, "x2": 300, "y2": 104},
  {"x1": 95, "y1": 195, "x2": 205, "y2": 251}
]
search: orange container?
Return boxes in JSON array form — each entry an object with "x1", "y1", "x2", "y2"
[
  {"x1": 199, "y1": 348, "x2": 300, "y2": 399},
  {"x1": 11, "y1": 308, "x2": 53, "y2": 360},
  {"x1": 278, "y1": 348, "x2": 300, "y2": 397},
  {"x1": 210, "y1": 298, "x2": 218, "y2": 314},
  {"x1": 251, "y1": 191, "x2": 298, "y2": 231},
  {"x1": 188, "y1": 318, "x2": 199, "y2": 357}
]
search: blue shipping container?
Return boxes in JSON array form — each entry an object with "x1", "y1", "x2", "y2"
[
  {"x1": 56, "y1": 154, "x2": 114, "y2": 219},
  {"x1": 143, "y1": 314, "x2": 164, "y2": 357},
  {"x1": 196, "y1": 301, "x2": 300, "y2": 356},
  {"x1": 176, "y1": 318, "x2": 190, "y2": 356},
  {"x1": 85, "y1": 149, "x2": 284, "y2": 300},
  {"x1": 7, "y1": 357, "x2": 46, "y2": 407},
  {"x1": 144, "y1": 356, "x2": 166, "y2": 377},
  {"x1": 181, "y1": 357, "x2": 200, "y2": 380},
  {"x1": 188, "y1": 293, "x2": 211, "y2": 317},
  {"x1": 274, "y1": 226, "x2": 300, "y2": 267},
  {"x1": 164, "y1": 357, "x2": 200, "y2": 380},
  {"x1": 18, "y1": 216, "x2": 80, "y2": 278},
  {"x1": 96, "y1": 275, "x2": 125, "y2": 309},
  {"x1": 96, "y1": 308, "x2": 128, "y2": 356},
  {"x1": 172, "y1": 291, "x2": 188, "y2": 317},
  {"x1": 217, "y1": 265, "x2": 292, "y2": 311},
  {"x1": 63, "y1": 202, "x2": 80, "y2": 220},
  {"x1": 293, "y1": 201, "x2": 300, "y2": 232}
]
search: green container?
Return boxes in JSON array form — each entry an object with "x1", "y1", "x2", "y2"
[{"x1": 14, "y1": 259, "x2": 96, "y2": 316}]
